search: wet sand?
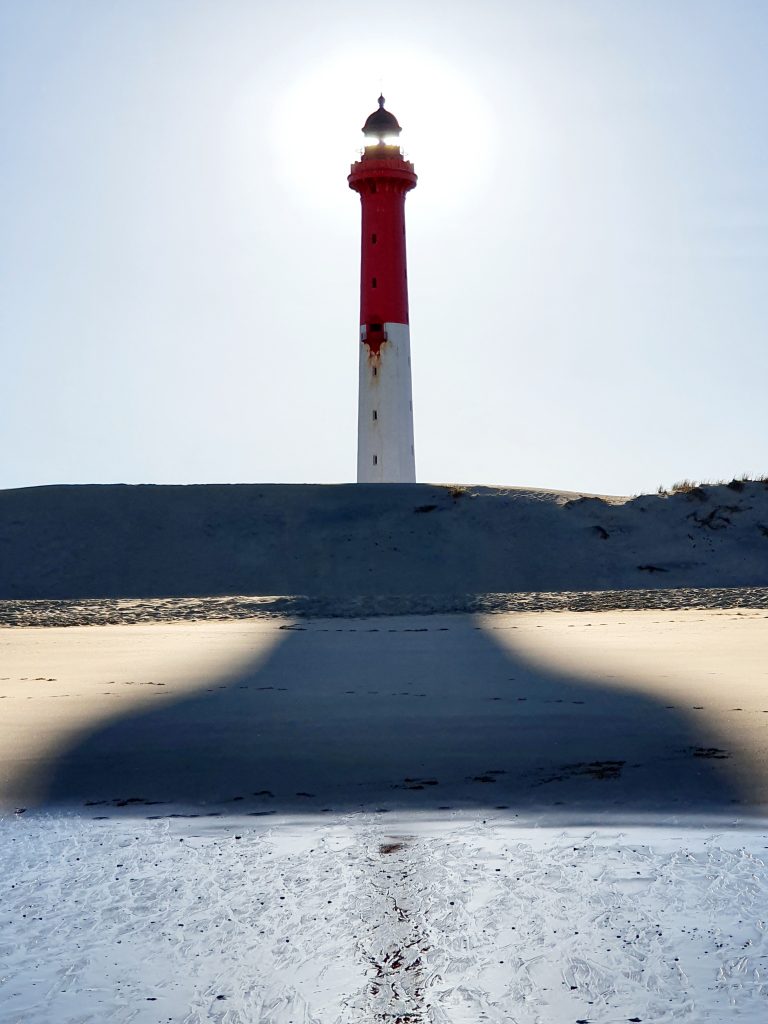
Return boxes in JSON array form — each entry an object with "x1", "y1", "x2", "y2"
[{"x1": 4, "y1": 812, "x2": 768, "y2": 1024}]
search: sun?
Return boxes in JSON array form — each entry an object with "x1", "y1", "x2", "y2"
[{"x1": 270, "y1": 48, "x2": 496, "y2": 215}]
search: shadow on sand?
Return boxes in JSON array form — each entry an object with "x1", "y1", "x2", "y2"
[{"x1": 36, "y1": 616, "x2": 746, "y2": 821}]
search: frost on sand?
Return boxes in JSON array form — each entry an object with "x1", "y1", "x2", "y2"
[{"x1": 3, "y1": 814, "x2": 768, "y2": 1023}]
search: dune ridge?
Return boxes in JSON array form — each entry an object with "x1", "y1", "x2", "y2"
[{"x1": 1, "y1": 480, "x2": 767, "y2": 599}]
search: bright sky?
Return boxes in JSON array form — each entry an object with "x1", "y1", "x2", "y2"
[{"x1": 1, "y1": 1, "x2": 766, "y2": 495}]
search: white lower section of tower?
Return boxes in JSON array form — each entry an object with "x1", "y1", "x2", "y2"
[{"x1": 357, "y1": 322, "x2": 416, "y2": 483}]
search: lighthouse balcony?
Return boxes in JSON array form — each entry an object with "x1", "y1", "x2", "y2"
[{"x1": 348, "y1": 157, "x2": 417, "y2": 192}]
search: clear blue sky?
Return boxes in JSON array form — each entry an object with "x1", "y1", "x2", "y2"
[{"x1": 1, "y1": 0, "x2": 766, "y2": 495}]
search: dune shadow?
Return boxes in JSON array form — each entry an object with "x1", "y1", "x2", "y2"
[{"x1": 37, "y1": 616, "x2": 748, "y2": 820}]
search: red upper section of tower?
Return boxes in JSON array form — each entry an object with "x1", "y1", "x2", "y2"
[{"x1": 349, "y1": 98, "x2": 417, "y2": 331}]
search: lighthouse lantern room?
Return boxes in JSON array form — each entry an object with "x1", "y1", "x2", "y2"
[{"x1": 349, "y1": 97, "x2": 417, "y2": 483}]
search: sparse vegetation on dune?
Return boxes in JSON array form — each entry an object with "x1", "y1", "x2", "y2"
[
  {"x1": 444, "y1": 484, "x2": 470, "y2": 500},
  {"x1": 656, "y1": 474, "x2": 768, "y2": 497}
]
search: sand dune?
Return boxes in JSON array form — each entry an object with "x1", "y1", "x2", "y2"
[{"x1": 1, "y1": 480, "x2": 767, "y2": 599}]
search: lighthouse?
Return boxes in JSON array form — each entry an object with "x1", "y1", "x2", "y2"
[{"x1": 349, "y1": 97, "x2": 417, "y2": 483}]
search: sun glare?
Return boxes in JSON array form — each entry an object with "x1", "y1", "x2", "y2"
[{"x1": 270, "y1": 48, "x2": 496, "y2": 214}]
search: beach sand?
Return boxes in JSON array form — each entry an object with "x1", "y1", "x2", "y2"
[
  {"x1": 3, "y1": 603, "x2": 768, "y2": 1022},
  {"x1": 2, "y1": 606, "x2": 767, "y2": 817}
]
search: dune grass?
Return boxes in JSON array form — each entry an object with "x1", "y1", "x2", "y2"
[{"x1": 656, "y1": 474, "x2": 768, "y2": 497}]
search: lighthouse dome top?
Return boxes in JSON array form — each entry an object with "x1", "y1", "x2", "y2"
[{"x1": 362, "y1": 95, "x2": 402, "y2": 141}]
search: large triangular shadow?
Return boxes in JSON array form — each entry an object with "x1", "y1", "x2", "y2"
[{"x1": 36, "y1": 616, "x2": 748, "y2": 819}]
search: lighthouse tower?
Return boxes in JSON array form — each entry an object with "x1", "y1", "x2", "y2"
[{"x1": 349, "y1": 97, "x2": 417, "y2": 483}]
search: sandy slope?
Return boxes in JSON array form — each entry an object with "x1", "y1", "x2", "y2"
[
  {"x1": 3, "y1": 813, "x2": 768, "y2": 1024},
  {"x1": 1, "y1": 481, "x2": 767, "y2": 599}
]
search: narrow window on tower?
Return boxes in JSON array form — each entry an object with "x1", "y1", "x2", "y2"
[
  {"x1": 372, "y1": 366, "x2": 378, "y2": 376},
  {"x1": 372, "y1": 410, "x2": 378, "y2": 421},
  {"x1": 371, "y1": 277, "x2": 377, "y2": 288},
  {"x1": 373, "y1": 454, "x2": 378, "y2": 466},
  {"x1": 371, "y1": 233, "x2": 377, "y2": 244},
  {"x1": 369, "y1": 183, "x2": 377, "y2": 194}
]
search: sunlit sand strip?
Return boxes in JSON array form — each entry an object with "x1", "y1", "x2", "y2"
[
  {"x1": 0, "y1": 621, "x2": 286, "y2": 807},
  {"x1": 481, "y1": 608, "x2": 768, "y2": 805}
]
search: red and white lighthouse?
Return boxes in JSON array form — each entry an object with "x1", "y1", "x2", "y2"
[{"x1": 349, "y1": 97, "x2": 417, "y2": 483}]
